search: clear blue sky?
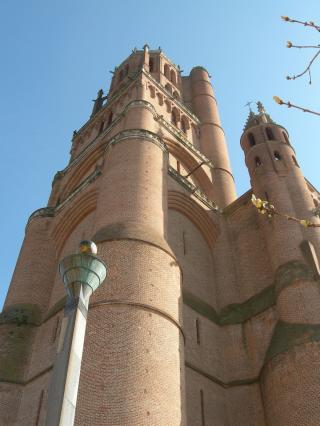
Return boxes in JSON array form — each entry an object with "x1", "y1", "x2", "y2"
[{"x1": 1, "y1": 0, "x2": 320, "y2": 309}]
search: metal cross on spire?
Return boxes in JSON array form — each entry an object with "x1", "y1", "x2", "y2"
[{"x1": 244, "y1": 101, "x2": 253, "y2": 112}]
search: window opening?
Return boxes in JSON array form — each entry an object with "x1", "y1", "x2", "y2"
[
  {"x1": 266, "y1": 127, "x2": 274, "y2": 140},
  {"x1": 196, "y1": 318, "x2": 201, "y2": 344},
  {"x1": 248, "y1": 133, "x2": 256, "y2": 147},
  {"x1": 274, "y1": 151, "x2": 281, "y2": 161},
  {"x1": 283, "y1": 131, "x2": 289, "y2": 144},
  {"x1": 149, "y1": 58, "x2": 154, "y2": 72},
  {"x1": 255, "y1": 157, "x2": 262, "y2": 167}
]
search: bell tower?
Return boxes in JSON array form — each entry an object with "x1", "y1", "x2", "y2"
[
  {"x1": 241, "y1": 103, "x2": 320, "y2": 426},
  {"x1": 0, "y1": 46, "x2": 237, "y2": 425}
]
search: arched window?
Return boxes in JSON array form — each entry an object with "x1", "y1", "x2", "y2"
[
  {"x1": 149, "y1": 58, "x2": 154, "y2": 72},
  {"x1": 118, "y1": 69, "x2": 124, "y2": 81},
  {"x1": 273, "y1": 151, "x2": 281, "y2": 161},
  {"x1": 164, "y1": 64, "x2": 170, "y2": 78},
  {"x1": 171, "y1": 109, "x2": 178, "y2": 126},
  {"x1": 99, "y1": 121, "x2": 104, "y2": 134},
  {"x1": 283, "y1": 131, "x2": 290, "y2": 144},
  {"x1": 266, "y1": 127, "x2": 274, "y2": 140},
  {"x1": 149, "y1": 85, "x2": 155, "y2": 98},
  {"x1": 255, "y1": 157, "x2": 262, "y2": 167},
  {"x1": 314, "y1": 199, "x2": 319, "y2": 207},
  {"x1": 165, "y1": 83, "x2": 172, "y2": 94},
  {"x1": 292, "y1": 155, "x2": 299, "y2": 167},
  {"x1": 181, "y1": 117, "x2": 189, "y2": 134},
  {"x1": 124, "y1": 64, "x2": 129, "y2": 76},
  {"x1": 156, "y1": 92, "x2": 164, "y2": 106},
  {"x1": 107, "y1": 111, "x2": 113, "y2": 126},
  {"x1": 173, "y1": 90, "x2": 179, "y2": 99},
  {"x1": 170, "y1": 70, "x2": 176, "y2": 84},
  {"x1": 248, "y1": 133, "x2": 256, "y2": 147},
  {"x1": 165, "y1": 100, "x2": 171, "y2": 113}
]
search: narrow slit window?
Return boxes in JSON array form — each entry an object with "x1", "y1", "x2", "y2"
[
  {"x1": 35, "y1": 390, "x2": 44, "y2": 426},
  {"x1": 283, "y1": 131, "x2": 290, "y2": 144},
  {"x1": 248, "y1": 132, "x2": 256, "y2": 147},
  {"x1": 182, "y1": 230, "x2": 186, "y2": 255},
  {"x1": 266, "y1": 127, "x2": 274, "y2": 140},
  {"x1": 196, "y1": 318, "x2": 201, "y2": 345},
  {"x1": 149, "y1": 58, "x2": 154, "y2": 72},
  {"x1": 200, "y1": 389, "x2": 205, "y2": 426}
]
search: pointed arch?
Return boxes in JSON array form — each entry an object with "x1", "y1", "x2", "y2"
[
  {"x1": 52, "y1": 190, "x2": 98, "y2": 256},
  {"x1": 168, "y1": 191, "x2": 219, "y2": 249},
  {"x1": 60, "y1": 144, "x2": 104, "y2": 200},
  {"x1": 163, "y1": 137, "x2": 213, "y2": 197}
]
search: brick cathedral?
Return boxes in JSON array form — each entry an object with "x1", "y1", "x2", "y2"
[{"x1": 1, "y1": 46, "x2": 320, "y2": 425}]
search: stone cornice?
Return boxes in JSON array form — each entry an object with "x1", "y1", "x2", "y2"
[
  {"x1": 168, "y1": 166, "x2": 219, "y2": 212},
  {"x1": 106, "y1": 128, "x2": 168, "y2": 153},
  {"x1": 27, "y1": 168, "x2": 101, "y2": 228},
  {"x1": 64, "y1": 99, "x2": 211, "y2": 179}
]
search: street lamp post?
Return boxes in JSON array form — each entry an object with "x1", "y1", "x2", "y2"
[{"x1": 46, "y1": 241, "x2": 107, "y2": 426}]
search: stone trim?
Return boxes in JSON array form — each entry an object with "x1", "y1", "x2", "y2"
[
  {"x1": 90, "y1": 299, "x2": 185, "y2": 342},
  {"x1": 264, "y1": 321, "x2": 320, "y2": 365},
  {"x1": 27, "y1": 168, "x2": 101, "y2": 227},
  {"x1": 0, "y1": 365, "x2": 53, "y2": 386},
  {"x1": 92, "y1": 222, "x2": 177, "y2": 261},
  {"x1": 168, "y1": 166, "x2": 220, "y2": 212},
  {"x1": 183, "y1": 285, "x2": 275, "y2": 326},
  {"x1": 212, "y1": 166, "x2": 235, "y2": 181},
  {"x1": 105, "y1": 128, "x2": 168, "y2": 153},
  {"x1": 191, "y1": 92, "x2": 218, "y2": 106},
  {"x1": 198, "y1": 121, "x2": 225, "y2": 134},
  {"x1": 186, "y1": 362, "x2": 258, "y2": 388},
  {"x1": 274, "y1": 260, "x2": 317, "y2": 297},
  {"x1": 0, "y1": 303, "x2": 42, "y2": 326}
]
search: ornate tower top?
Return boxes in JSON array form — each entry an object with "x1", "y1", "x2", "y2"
[{"x1": 243, "y1": 101, "x2": 276, "y2": 131}]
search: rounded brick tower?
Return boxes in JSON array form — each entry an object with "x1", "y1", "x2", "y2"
[{"x1": 241, "y1": 103, "x2": 320, "y2": 426}]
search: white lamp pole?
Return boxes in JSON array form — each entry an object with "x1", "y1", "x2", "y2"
[{"x1": 46, "y1": 241, "x2": 107, "y2": 426}]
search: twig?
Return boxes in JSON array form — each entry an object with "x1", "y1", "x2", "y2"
[
  {"x1": 251, "y1": 195, "x2": 320, "y2": 228},
  {"x1": 286, "y1": 49, "x2": 320, "y2": 83},
  {"x1": 281, "y1": 16, "x2": 320, "y2": 32},
  {"x1": 273, "y1": 96, "x2": 320, "y2": 117}
]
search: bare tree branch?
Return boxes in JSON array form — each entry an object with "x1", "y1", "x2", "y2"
[
  {"x1": 273, "y1": 96, "x2": 320, "y2": 116},
  {"x1": 281, "y1": 16, "x2": 320, "y2": 32},
  {"x1": 286, "y1": 49, "x2": 320, "y2": 84}
]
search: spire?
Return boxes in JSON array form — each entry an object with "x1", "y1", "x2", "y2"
[{"x1": 243, "y1": 101, "x2": 276, "y2": 131}]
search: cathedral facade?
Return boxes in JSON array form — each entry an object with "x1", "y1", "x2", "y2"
[{"x1": 1, "y1": 46, "x2": 320, "y2": 425}]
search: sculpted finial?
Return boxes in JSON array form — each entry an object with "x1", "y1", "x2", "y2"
[{"x1": 257, "y1": 101, "x2": 266, "y2": 114}]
